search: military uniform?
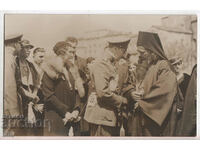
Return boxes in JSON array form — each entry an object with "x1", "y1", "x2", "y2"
[
  {"x1": 4, "y1": 34, "x2": 23, "y2": 136},
  {"x1": 84, "y1": 39, "x2": 130, "y2": 136},
  {"x1": 84, "y1": 59, "x2": 126, "y2": 136}
]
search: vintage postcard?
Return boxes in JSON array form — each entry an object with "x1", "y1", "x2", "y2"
[{"x1": 1, "y1": 13, "x2": 197, "y2": 138}]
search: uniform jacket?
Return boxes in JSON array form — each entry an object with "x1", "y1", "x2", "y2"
[
  {"x1": 115, "y1": 58, "x2": 129, "y2": 95},
  {"x1": 4, "y1": 46, "x2": 21, "y2": 117},
  {"x1": 84, "y1": 59, "x2": 126, "y2": 127}
]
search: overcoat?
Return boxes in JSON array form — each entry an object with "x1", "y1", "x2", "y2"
[
  {"x1": 41, "y1": 58, "x2": 80, "y2": 136},
  {"x1": 4, "y1": 46, "x2": 21, "y2": 117},
  {"x1": 177, "y1": 65, "x2": 197, "y2": 136}
]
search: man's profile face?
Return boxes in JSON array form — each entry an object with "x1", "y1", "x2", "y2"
[
  {"x1": 60, "y1": 47, "x2": 75, "y2": 64},
  {"x1": 137, "y1": 46, "x2": 148, "y2": 63},
  {"x1": 15, "y1": 42, "x2": 22, "y2": 51},
  {"x1": 109, "y1": 47, "x2": 124, "y2": 61},
  {"x1": 68, "y1": 41, "x2": 78, "y2": 51},
  {"x1": 13, "y1": 42, "x2": 22, "y2": 56},
  {"x1": 21, "y1": 46, "x2": 31, "y2": 58},
  {"x1": 33, "y1": 51, "x2": 45, "y2": 65},
  {"x1": 173, "y1": 61, "x2": 183, "y2": 75},
  {"x1": 66, "y1": 47, "x2": 76, "y2": 60}
]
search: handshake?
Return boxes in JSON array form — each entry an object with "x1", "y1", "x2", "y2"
[{"x1": 63, "y1": 110, "x2": 81, "y2": 125}]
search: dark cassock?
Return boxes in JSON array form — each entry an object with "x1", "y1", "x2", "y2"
[
  {"x1": 84, "y1": 39, "x2": 130, "y2": 136},
  {"x1": 126, "y1": 31, "x2": 180, "y2": 136},
  {"x1": 178, "y1": 73, "x2": 191, "y2": 98},
  {"x1": 41, "y1": 56, "x2": 81, "y2": 136},
  {"x1": 177, "y1": 64, "x2": 197, "y2": 136}
]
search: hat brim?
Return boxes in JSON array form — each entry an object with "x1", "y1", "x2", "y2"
[
  {"x1": 23, "y1": 44, "x2": 34, "y2": 49},
  {"x1": 137, "y1": 46, "x2": 146, "y2": 53},
  {"x1": 171, "y1": 59, "x2": 182, "y2": 65},
  {"x1": 5, "y1": 34, "x2": 23, "y2": 43}
]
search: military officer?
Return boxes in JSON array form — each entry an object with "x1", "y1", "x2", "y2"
[
  {"x1": 84, "y1": 39, "x2": 130, "y2": 136},
  {"x1": 4, "y1": 34, "x2": 23, "y2": 136}
]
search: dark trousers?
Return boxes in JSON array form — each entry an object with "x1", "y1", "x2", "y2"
[
  {"x1": 65, "y1": 122, "x2": 81, "y2": 136},
  {"x1": 89, "y1": 123, "x2": 119, "y2": 136}
]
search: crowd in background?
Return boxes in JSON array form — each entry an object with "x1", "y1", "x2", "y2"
[{"x1": 3, "y1": 31, "x2": 197, "y2": 136}]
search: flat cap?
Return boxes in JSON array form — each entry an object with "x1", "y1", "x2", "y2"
[
  {"x1": 169, "y1": 57, "x2": 182, "y2": 65},
  {"x1": 108, "y1": 39, "x2": 130, "y2": 50}
]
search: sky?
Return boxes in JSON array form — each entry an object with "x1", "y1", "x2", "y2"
[{"x1": 5, "y1": 14, "x2": 165, "y2": 51}]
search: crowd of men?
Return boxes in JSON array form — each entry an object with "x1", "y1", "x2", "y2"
[{"x1": 4, "y1": 31, "x2": 197, "y2": 137}]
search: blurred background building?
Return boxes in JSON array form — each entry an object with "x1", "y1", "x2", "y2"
[
  {"x1": 76, "y1": 29, "x2": 137, "y2": 58},
  {"x1": 149, "y1": 15, "x2": 197, "y2": 74},
  {"x1": 76, "y1": 15, "x2": 197, "y2": 74}
]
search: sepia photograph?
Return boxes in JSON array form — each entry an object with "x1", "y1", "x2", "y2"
[{"x1": 3, "y1": 14, "x2": 197, "y2": 137}]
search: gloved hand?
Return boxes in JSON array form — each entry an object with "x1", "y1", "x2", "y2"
[
  {"x1": 71, "y1": 110, "x2": 79, "y2": 120},
  {"x1": 34, "y1": 104, "x2": 44, "y2": 113},
  {"x1": 63, "y1": 112, "x2": 72, "y2": 125}
]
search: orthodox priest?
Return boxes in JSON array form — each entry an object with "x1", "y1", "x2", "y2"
[{"x1": 126, "y1": 31, "x2": 180, "y2": 136}]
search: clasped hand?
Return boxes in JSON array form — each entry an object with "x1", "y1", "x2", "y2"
[
  {"x1": 63, "y1": 110, "x2": 80, "y2": 125},
  {"x1": 130, "y1": 91, "x2": 143, "y2": 101}
]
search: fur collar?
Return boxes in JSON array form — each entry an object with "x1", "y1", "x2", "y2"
[{"x1": 41, "y1": 55, "x2": 64, "y2": 80}]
